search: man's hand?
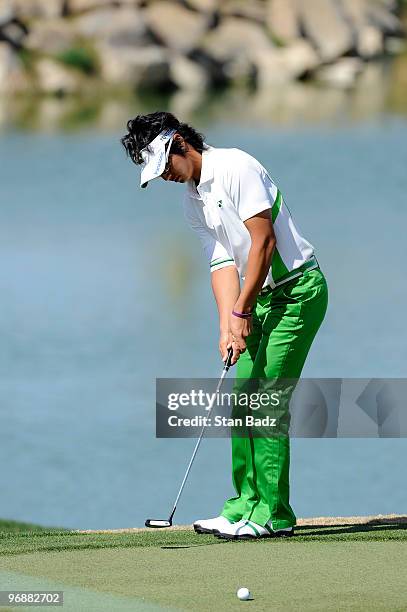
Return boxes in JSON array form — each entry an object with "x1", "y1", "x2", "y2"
[
  {"x1": 219, "y1": 314, "x2": 252, "y2": 366},
  {"x1": 229, "y1": 315, "x2": 252, "y2": 364},
  {"x1": 219, "y1": 330, "x2": 237, "y2": 365}
]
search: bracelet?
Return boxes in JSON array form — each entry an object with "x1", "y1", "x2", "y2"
[{"x1": 232, "y1": 309, "x2": 252, "y2": 319}]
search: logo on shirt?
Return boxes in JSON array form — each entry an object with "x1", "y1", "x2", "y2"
[{"x1": 217, "y1": 200, "x2": 222, "y2": 208}]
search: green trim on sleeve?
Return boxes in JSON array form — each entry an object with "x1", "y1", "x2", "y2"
[{"x1": 210, "y1": 258, "x2": 235, "y2": 268}]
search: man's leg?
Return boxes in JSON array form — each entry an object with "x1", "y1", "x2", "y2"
[
  {"x1": 242, "y1": 269, "x2": 329, "y2": 529},
  {"x1": 221, "y1": 317, "x2": 263, "y2": 522}
]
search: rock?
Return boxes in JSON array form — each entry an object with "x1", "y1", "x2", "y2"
[
  {"x1": 316, "y1": 57, "x2": 363, "y2": 88},
  {"x1": 0, "y1": 0, "x2": 15, "y2": 27},
  {"x1": 169, "y1": 53, "x2": 209, "y2": 91},
  {"x1": 185, "y1": 0, "x2": 218, "y2": 12},
  {"x1": 0, "y1": 19, "x2": 28, "y2": 49},
  {"x1": 144, "y1": 2, "x2": 209, "y2": 53},
  {"x1": 279, "y1": 40, "x2": 320, "y2": 78},
  {"x1": 340, "y1": 0, "x2": 366, "y2": 28},
  {"x1": 253, "y1": 49, "x2": 290, "y2": 87},
  {"x1": 341, "y1": 0, "x2": 402, "y2": 36},
  {"x1": 219, "y1": 0, "x2": 265, "y2": 23},
  {"x1": 187, "y1": 47, "x2": 227, "y2": 85},
  {"x1": 36, "y1": 57, "x2": 80, "y2": 93},
  {"x1": 0, "y1": 41, "x2": 28, "y2": 93},
  {"x1": 341, "y1": 0, "x2": 384, "y2": 58},
  {"x1": 67, "y1": 0, "x2": 137, "y2": 13},
  {"x1": 366, "y1": 3, "x2": 402, "y2": 35},
  {"x1": 74, "y1": 7, "x2": 149, "y2": 47},
  {"x1": 25, "y1": 19, "x2": 77, "y2": 54},
  {"x1": 97, "y1": 43, "x2": 171, "y2": 89},
  {"x1": 253, "y1": 41, "x2": 319, "y2": 87},
  {"x1": 376, "y1": 0, "x2": 398, "y2": 9},
  {"x1": 200, "y1": 18, "x2": 274, "y2": 82},
  {"x1": 13, "y1": 0, "x2": 65, "y2": 20},
  {"x1": 357, "y1": 25, "x2": 383, "y2": 58},
  {"x1": 297, "y1": 0, "x2": 353, "y2": 62},
  {"x1": 266, "y1": 0, "x2": 300, "y2": 43}
]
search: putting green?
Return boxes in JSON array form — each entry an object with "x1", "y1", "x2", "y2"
[{"x1": 1, "y1": 525, "x2": 407, "y2": 611}]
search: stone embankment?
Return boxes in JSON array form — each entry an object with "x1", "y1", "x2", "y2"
[{"x1": 0, "y1": 0, "x2": 405, "y2": 95}]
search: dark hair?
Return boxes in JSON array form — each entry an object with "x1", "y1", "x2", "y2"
[{"x1": 120, "y1": 111, "x2": 208, "y2": 165}]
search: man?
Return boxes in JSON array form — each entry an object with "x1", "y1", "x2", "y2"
[{"x1": 121, "y1": 111, "x2": 328, "y2": 540}]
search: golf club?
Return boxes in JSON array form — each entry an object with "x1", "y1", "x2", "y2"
[{"x1": 145, "y1": 346, "x2": 234, "y2": 528}]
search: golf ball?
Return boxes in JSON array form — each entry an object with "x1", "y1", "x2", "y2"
[{"x1": 237, "y1": 587, "x2": 251, "y2": 601}]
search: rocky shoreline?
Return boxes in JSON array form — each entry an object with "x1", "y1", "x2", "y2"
[{"x1": 0, "y1": 0, "x2": 405, "y2": 96}]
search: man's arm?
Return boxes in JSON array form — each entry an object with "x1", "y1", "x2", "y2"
[
  {"x1": 223, "y1": 210, "x2": 275, "y2": 363},
  {"x1": 183, "y1": 196, "x2": 241, "y2": 361},
  {"x1": 211, "y1": 211, "x2": 276, "y2": 364},
  {"x1": 211, "y1": 265, "x2": 241, "y2": 363},
  {"x1": 234, "y1": 209, "x2": 276, "y2": 314}
]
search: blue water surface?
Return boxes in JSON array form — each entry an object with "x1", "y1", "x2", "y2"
[{"x1": 0, "y1": 116, "x2": 406, "y2": 528}]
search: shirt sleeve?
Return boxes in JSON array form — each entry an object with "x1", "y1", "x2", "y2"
[
  {"x1": 183, "y1": 198, "x2": 236, "y2": 273},
  {"x1": 224, "y1": 155, "x2": 275, "y2": 222}
]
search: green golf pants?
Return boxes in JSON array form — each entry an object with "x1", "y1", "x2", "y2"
[{"x1": 221, "y1": 267, "x2": 328, "y2": 530}]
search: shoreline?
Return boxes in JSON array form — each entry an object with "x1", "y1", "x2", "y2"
[{"x1": 76, "y1": 513, "x2": 407, "y2": 534}]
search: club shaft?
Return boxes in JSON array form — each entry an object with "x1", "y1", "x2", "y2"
[{"x1": 169, "y1": 358, "x2": 232, "y2": 518}]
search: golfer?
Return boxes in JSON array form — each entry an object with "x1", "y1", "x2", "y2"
[{"x1": 121, "y1": 111, "x2": 328, "y2": 539}]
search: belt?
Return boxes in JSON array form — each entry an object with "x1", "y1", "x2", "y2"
[{"x1": 259, "y1": 256, "x2": 320, "y2": 296}]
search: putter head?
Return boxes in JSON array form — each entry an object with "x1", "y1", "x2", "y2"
[{"x1": 145, "y1": 519, "x2": 172, "y2": 528}]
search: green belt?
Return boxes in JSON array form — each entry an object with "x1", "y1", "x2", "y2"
[{"x1": 259, "y1": 256, "x2": 320, "y2": 296}]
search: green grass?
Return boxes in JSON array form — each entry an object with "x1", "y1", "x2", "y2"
[
  {"x1": 0, "y1": 520, "x2": 406, "y2": 556},
  {"x1": 1, "y1": 520, "x2": 407, "y2": 611}
]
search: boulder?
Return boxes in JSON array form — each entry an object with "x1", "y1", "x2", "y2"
[
  {"x1": 266, "y1": 0, "x2": 300, "y2": 43},
  {"x1": 144, "y1": 2, "x2": 209, "y2": 53},
  {"x1": 169, "y1": 53, "x2": 209, "y2": 91},
  {"x1": 0, "y1": 19, "x2": 28, "y2": 49},
  {"x1": 0, "y1": 0, "x2": 15, "y2": 27},
  {"x1": 341, "y1": 0, "x2": 384, "y2": 58},
  {"x1": 13, "y1": 0, "x2": 65, "y2": 20},
  {"x1": 357, "y1": 25, "x2": 383, "y2": 58},
  {"x1": 25, "y1": 19, "x2": 77, "y2": 54},
  {"x1": 376, "y1": 0, "x2": 398, "y2": 8},
  {"x1": 97, "y1": 43, "x2": 171, "y2": 89},
  {"x1": 185, "y1": 0, "x2": 218, "y2": 13},
  {"x1": 36, "y1": 57, "x2": 81, "y2": 93},
  {"x1": 219, "y1": 0, "x2": 266, "y2": 23},
  {"x1": 187, "y1": 47, "x2": 227, "y2": 85},
  {"x1": 0, "y1": 41, "x2": 28, "y2": 93},
  {"x1": 253, "y1": 41, "x2": 319, "y2": 87},
  {"x1": 74, "y1": 6, "x2": 149, "y2": 47},
  {"x1": 200, "y1": 18, "x2": 274, "y2": 82},
  {"x1": 297, "y1": 0, "x2": 353, "y2": 62},
  {"x1": 340, "y1": 0, "x2": 366, "y2": 28},
  {"x1": 315, "y1": 57, "x2": 364, "y2": 88},
  {"x1": 366, "y1": 3, "x2": 402, "y2": 35},
  {"x1": 278, "y1": 40, "x2": 320, "y2": 78},
  {"x1": 67, "y1": 0, "x2": 137, "y2": 13}
]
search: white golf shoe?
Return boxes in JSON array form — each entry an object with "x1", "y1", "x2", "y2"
[
  {"x1": 193, "y1": 515, "x2": 234, "y2": 535},
  {"x1": 214, "y1": 519, "x2": 294, "y2": 540}
]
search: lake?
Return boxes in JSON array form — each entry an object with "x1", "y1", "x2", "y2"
[{"x1": 0, "y1": 82, "x2": 406, "y2": 529}]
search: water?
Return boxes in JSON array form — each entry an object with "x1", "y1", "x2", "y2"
[{"x1": 0, "y1": 107, "x2": 406, "y2": 529}]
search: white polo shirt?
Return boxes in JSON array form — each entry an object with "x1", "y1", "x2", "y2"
[{"x1": 182, "y1": 145, "x2": 315, "y2": 289}]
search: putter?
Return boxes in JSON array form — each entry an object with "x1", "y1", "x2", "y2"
[{"x1": 145, "y1": 346, "x2": 234, "y2": 528}]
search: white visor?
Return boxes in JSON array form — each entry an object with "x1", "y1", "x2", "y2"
[{"x1": 140, "y1": 128, "x2": 177, "y2": 188}]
